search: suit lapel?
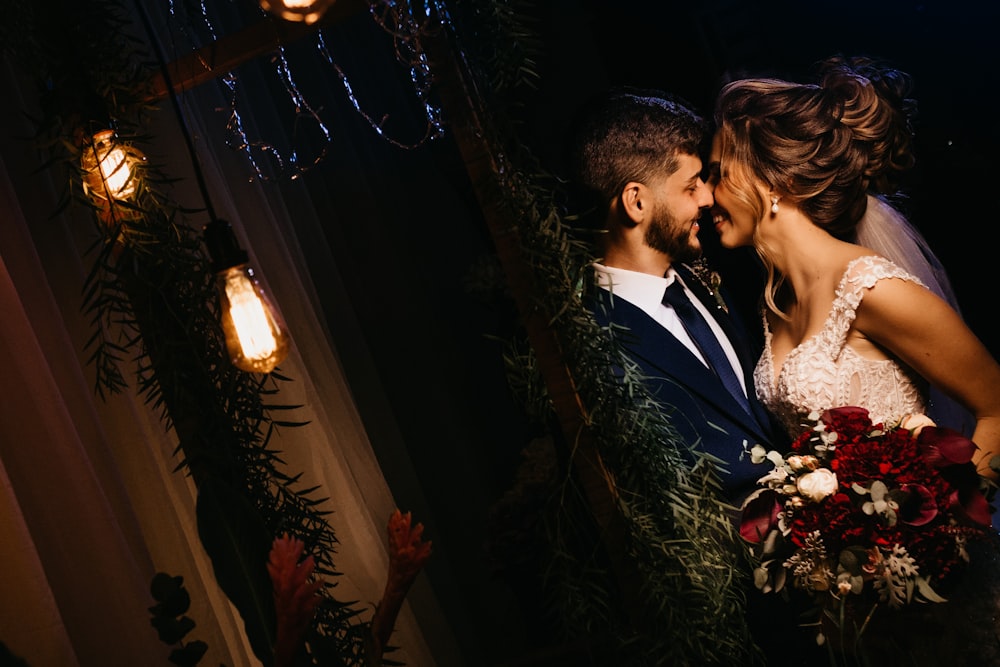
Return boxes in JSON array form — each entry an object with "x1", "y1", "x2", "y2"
[
  {"x1": 593, "y1": 286, "x2": 771, "y2": 443},
  {"x1": 675, "y1": 264, "x2": 774, "y2": 429}
]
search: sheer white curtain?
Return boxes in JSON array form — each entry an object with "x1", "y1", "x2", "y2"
[{"x1": 0, "y1": 30, "x2": 448, "y2": 667}]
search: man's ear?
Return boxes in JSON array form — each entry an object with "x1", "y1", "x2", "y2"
[{"x1": 620, "y1": 181, "x2": 645, "y2": 225}]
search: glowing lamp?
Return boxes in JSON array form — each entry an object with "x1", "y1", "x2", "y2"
[
  {"x1": 81, "y1": 129, "x2": 144, "y2": 203},
  {"x1": 258, "y1": 0, "x2": 336, "y2": 24},
  {"x1": 204, "y1": 218, "x2": 289, "y2": 374}
]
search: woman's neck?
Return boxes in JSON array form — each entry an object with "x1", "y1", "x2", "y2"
[{"x1": 763, "y1": 212, "x2": 857, "y2": 303}]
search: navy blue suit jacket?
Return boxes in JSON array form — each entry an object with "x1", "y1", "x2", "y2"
[{"x1": 585, "y1": 263, "x2": 787, "y2": 505}]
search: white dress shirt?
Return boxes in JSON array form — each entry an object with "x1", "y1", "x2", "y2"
[{"x1": 593, "y1": 263, "x2": 747, "y2": 396}]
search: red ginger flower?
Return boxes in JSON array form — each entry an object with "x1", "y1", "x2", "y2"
[
  {"x1": 370, "y1": 510, "x2": 432, "y2": 664},
  {"x1": 267, "y1": 533, "x2": 324, "y2": 667},
  {"x1": 387, "y1": 509, "x2": 433, "y2": 582}
]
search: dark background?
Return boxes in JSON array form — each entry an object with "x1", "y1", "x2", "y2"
[
  {"x1": 2, "y1": 1, "x2": 996, "y2": 665},
  {"x1": 148, "y1": 2, "x2": 1000, "y2": 663},
  {"x1": 520, "y1": 0, "x2": 999, "y2": 358},
  {"x1": 289, "y1": 2, "x2": 1000, "y2": 662},
  {"x1": 474, "y1": 0, "x2": 1000, "y2": 359},
  {"x1": 445, "y1": 1, "x2": 1000, "y2": 661}
]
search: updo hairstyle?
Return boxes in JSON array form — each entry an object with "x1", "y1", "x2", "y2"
[
  {"x1": 713, "y1": 55, "x2": 918, "y2": 316},
  {"x1": 713, "y1": 54, "x2": 917, "y2": 241}
]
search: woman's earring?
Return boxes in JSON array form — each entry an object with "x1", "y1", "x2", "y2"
[{"x1": 771, "y1": 196, "x2": 780, "y2": 214}]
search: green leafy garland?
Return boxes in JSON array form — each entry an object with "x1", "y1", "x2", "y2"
[
  {"x1": 492, "y1": 170, "x2": 758, "y2": 664},
  {"x1": 3, "y1": 0, "x2": 761, "y2": 663},
  {"x1": 2, "y1": 0, "x2": 368, "y2": 664},
  {"x1": 446, "y1": 0, "x2": 760, "y2": 663}
]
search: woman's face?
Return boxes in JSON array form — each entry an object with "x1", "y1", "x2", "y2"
[{"x1": 707, "y1": 133, "x2": 759, "y2": 249}]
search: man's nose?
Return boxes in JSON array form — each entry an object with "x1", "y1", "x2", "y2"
[{"x1": 697, "y1": 180, "x2": 714, "y2": 208}]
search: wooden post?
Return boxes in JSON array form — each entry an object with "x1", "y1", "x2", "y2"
[
  {"x1": 419, "y1": 17, "x2": 642, "y2": 625},
  {"x1": 144, "y1": 0, "x2": 370, "y2": 101},
  {"x1": 142, "y1": 0, "x2": 642, "y2": 638}
]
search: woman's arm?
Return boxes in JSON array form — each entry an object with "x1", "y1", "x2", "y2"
[{"x1": 855, "y1": 278, "x2": 1000, "y2": 479}]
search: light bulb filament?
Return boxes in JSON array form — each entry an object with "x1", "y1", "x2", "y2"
[
  {"x1": 82, "y1": 129, "x2": 143, "y2": 207},
  {"x1": 258, "y1": 0, "x2": 335, "y2": 23},
  {"x1": 98, "y1": 146, "x2": 134, "y2": 198},
  {"x1": 225, "y1": 272, "x2": 279, "y2": 361}
]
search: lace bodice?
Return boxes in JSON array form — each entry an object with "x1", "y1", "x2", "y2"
[{"x1": 754, "y1": 255, "x2": 927, "y2": 438}]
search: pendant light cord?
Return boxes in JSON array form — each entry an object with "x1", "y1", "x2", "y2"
[{"x1": 132, "y1": 0, "x2": 218, "y2": 223}]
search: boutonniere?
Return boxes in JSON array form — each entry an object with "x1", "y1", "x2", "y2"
[{"x1": 687, "y1": 259, "x2": 727, "y2": 313}]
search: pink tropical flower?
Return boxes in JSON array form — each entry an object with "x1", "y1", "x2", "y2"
[
  {"x1": 370, "y1": 510, "x2": 432, "y2": 664},
  {"x1": 266, "y1": 533, "x2": 323, "y2": 667}
]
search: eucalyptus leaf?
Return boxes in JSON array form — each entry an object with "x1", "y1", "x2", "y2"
[{"x1": 915, "y1": 576, "x2": 948, "y2": 603}]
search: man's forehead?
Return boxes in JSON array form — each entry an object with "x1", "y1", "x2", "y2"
[{"x1": 674, "y1": 152, "x2": 703, "y2": 174}]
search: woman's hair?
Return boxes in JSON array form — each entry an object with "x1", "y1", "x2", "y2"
[{"x1": 713, "y1": 55, "x2": 918, "y2": 314}]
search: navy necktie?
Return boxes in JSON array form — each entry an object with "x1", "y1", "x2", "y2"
[{"x1": 662, "y1": 279, "x2": 749, "y2": 412}]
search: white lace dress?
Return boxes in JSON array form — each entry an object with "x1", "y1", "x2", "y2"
[
  {"x1": 754, "y1": 255, "x2": 926, "y2": 439},
  {"x1": 753, "y1": 255, "x2": 1000, "y2": 666}
]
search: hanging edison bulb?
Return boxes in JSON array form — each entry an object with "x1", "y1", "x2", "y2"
[
  {"x1": 81, "y1": 129, "x2": 145, "y2": 205},
  {"x1": 258, "y1": 0, "x2": 336, "y2": 24},
  {"x1": 204, "y1": 218, "x2": 290, "y2": 374}
]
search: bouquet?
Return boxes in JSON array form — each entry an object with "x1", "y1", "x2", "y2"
[{"x1": 740, "y1": 406, "x2": 994, "y2": 649}]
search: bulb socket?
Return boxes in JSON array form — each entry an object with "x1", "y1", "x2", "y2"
[{"x1": 203, "y1": 218, "x2": 249, "y2": 273}]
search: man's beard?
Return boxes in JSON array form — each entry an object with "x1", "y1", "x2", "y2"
[{"x1": 644, "y1": 205, "x2": 701, "y2": 264}]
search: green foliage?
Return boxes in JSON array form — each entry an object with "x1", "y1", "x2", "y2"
[
  {"x1": 7, "y1": 0, "x2": 764, "y2": 664},
  {"x1": 448, "y1": 0, "x2": 543, "y2": 101},
  {"x1": 446, "y1": 0, "x2": 761, "y2": 663},
  {"x1": 149, "y1": 572, "x2": 219, "y2": 667},
  {"x1": 5, "y1": 0, "x2": 370, "y2": 664}
]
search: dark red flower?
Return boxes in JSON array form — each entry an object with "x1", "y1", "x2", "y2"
[
  {"x1": 820, "y1": 406, "x2": 870, "y2": 423},
  {"x1": 951, "y1": 487, "x2": 993, "y2": 527},
  {"x1": 742, "y1": 406, "x2": 996, "y2": 613},
  {"x1": 917, "y1": 426, "x2": 978, "y2": 467},
  {"x1": 820, "y1": 406, "x2": 873, "y2": 437},
  {"x1": 740, "y1": 489, "x2": 781, "y2": 544},
  {"x1": 897, "y1": 483, "x2": 938, "y2": 526}
]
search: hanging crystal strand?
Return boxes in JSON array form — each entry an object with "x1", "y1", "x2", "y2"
[
  {"x1": 165, "y1": 0, "x2": 221, "y2": 51},
  {"x1": 215, "y1": 7, "x2": 287, "y2": 181},
  {"x1": 165, "y1": 0, "x2": 291, "y2": 180},
  {"x1": 316, "y1": 2, "x2": 444, "y2": 149},
  {"x1": 273, "y1": 45, "x2": 333, "y2": 176},
  {"x1": 165, "y1": 0, "x2": 256, "y2": 172},
  {"x1": 221, "y1": 70, "x2": 285, "y2": 181},
  {"x1": 160, "y1": 0, "x2": 448, "y2": 177},
  {"x1": 317, "y1": 3, "x2": 444, "y2": 150}
]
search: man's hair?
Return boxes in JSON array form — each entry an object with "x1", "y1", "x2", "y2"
[{"x1": 568, "y1": 88, "x2": 707, "y2": 207}]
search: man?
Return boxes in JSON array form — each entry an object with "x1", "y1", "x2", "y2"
[{"x1": 568, "y1": 89, "x2": 784, "y2": 505}]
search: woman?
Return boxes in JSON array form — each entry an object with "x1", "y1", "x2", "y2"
[
  {"x1": 709, "y1": 55, "x2": 1000, "y2": 477},
  {"x1": 709, "y1": 55, "x2": 1000, "y2": 665}
]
